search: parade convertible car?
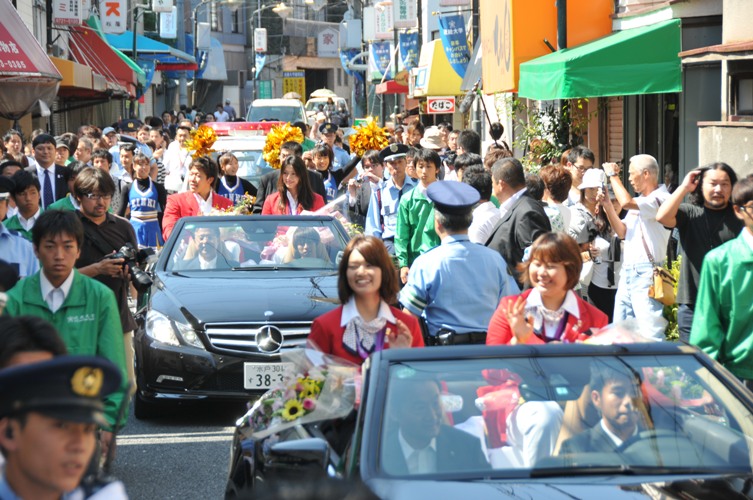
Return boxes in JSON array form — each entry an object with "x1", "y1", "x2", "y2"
[
  {"x1": 132, "y1": 215, "x2": 350, "y2": 418},
  {"x1": 225, "y1": 342, "x2": 753, "y2": 499}
]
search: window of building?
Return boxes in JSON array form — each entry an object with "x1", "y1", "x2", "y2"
[
  {"x1": 210, "y1": 2, "x2": 223, "y2": 32},
  {"x1": 231, "y1": 9, "x2": 241, "y2": 33},
  {"x1": 733, "y1": 76, "x2": 753, "y2": 115}
]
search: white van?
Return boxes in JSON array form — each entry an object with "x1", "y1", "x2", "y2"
[
  {"x1": 246, "y1": 98, "x2": 307, "y2": 124},
  {"x1": 305, "y1": 96, "x2": 350, "y2": 126}
]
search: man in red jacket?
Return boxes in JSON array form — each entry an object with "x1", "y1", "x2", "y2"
[{"x1": 161, "y1": 157, "x2": 233, "y2": 240}]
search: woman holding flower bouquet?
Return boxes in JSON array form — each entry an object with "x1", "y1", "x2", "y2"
[
  {"x1": 309, "y1": 235, "x2": 423, "y2": 365},
  {"x1": 262, "y1": 156, "x2": 325, "y2": 215},
  {"x1": 487, "y1": 232, "x2": 608, "y2": 345}
]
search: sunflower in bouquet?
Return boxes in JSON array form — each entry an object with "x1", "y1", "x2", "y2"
[
  {"x1": 349, "y1": 117, "x2": 389, "y2": 158},
  {"x1": 183, "y1": 125, "x2": 218, "y2": 159},
  {"x1": 263, "y1": 123, "x2": 304, "y2": 169}
]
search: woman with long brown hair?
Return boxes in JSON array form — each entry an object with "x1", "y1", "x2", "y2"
[{"x1": 261, "y1": 155, "x2": 325, "y2": 215}]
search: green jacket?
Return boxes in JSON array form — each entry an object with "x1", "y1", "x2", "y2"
[
  {"x1": 47, "y1": 195, "x2": 76, "y2": 211},
  {"x1": 395, "y1": 186, "x2": 440, "y2": 268},
  {"x1": 4, "y1": 271, "x2": 128, "y2": 431},
  {"x1": 3, "y1": 215, "x2": 33, "y2": 241},
  {"x1": 691, "y1": 232, "x2": 753, "y2": 380}
]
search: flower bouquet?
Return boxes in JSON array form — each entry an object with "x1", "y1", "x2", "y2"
[
  {"x1": 248, "y1": 348, "x2": 359, "y2": 439},
  {"x1": 262, "y1": 123, "x2": 304, "y2": 169},
  {"x1": 183, "y1": 125, "x2": 218, "y2": 159}
]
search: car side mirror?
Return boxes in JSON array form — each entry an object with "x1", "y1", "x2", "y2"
[
  {"x1": 335, "y1": 251, "x2": 344, "y2": 266},
  {"x1": 266, "y1": 437, "x2": 330, "y2": 479}
]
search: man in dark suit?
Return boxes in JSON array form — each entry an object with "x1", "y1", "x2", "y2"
[
  {"x1": 252, "y1": 141, "x2": 326, "y2": 214},
  {"x1": 381, "y1": 378, "x2": 490, "y2": 475},
  {"x1": 175, "y1": 226, "x2": 239, "y2": 270},
  {"x1": 25, "y1": 133, "x2": 69, "y2": 209},
  {"x1": 346, "y1": 150, "x2": 383, "y2": 228},
  {"x1": 559, "y1": 363, "x2": 641, "y2": 455},
  {"x1": 485, "y1": 157, "x2": 551, "y2": 287}
]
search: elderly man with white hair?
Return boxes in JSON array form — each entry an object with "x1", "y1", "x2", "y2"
[{"x1": 598, "y1": 154, "x2": 671, "y2": 340}]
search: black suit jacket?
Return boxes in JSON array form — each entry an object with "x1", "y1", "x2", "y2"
[
  {"x1": 381, "y1": 425, "x2": 490, "y2": 475},
  {"x1": 252, "y1": 169, "x2": 326, "y2": 214},
  {"x1": 484, "y1": 193, "x2": 551, "y2": 286},
  {"x1": 25, "y1": 164, "x2": 70, "y2": 206},
  {"x1": 559, "y1": 423, "x2": 619, "y2": 455},
  {"x1": 347, "y1": 181, "x2": 372, "y2": 228}
]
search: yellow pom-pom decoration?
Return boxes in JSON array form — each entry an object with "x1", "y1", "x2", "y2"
[
  {"x1": 349, "y1": 117, "x2": 389, "y2": 158},
  {"x1": 184, "y1": 125, "x2": 218, "y2": 159},
  {"x1": 263, "y1": 123, "x2": 304, "y2": 169}
]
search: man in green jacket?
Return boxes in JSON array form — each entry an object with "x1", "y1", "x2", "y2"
[
  {"x1": 3, "y1": 209, "x2": 128, "y2": 453},
  {"x1": 691, "y1": 174, "x2": 753, "y2": 386},
  {"x1": 395, "y1": 148, "x2": 441, "y2": 284}
]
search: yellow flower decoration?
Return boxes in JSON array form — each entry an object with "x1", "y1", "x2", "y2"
[
  {"x1": 281, "y1": 399, "x2": 305, "y2": 421},
  {"x1": 263, "y1": 123, "x2": 304, "y2": 169},
  {"x1": 349, "y1": 117, "x2": 389, "y2": 158},
  {"x1": 184, "y1": 125, "x2": 218, "y2": 160}
]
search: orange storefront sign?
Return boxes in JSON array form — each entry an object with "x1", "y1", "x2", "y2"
[{"x1": 480, "y1": 0, "x2": 613, "y2": 94}]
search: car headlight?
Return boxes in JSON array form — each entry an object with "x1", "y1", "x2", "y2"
[{"x1": 145, "y1": 310, "x2": 205, "y2": 349}]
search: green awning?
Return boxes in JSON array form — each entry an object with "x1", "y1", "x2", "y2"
[{"x1": 518, "y1": 19, "x2": 682, "y2": 100}]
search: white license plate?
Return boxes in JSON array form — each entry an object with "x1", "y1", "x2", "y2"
[{"x1": 243, "y1": 363, "x2": 291, "y2": 390}]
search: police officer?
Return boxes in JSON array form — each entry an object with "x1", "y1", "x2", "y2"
[
  {"x1": 399, "y1": 182, "x2": 519, "y2": 345},
  {"x1": 0, "y1": 355, "x2": 125, "y2": 499},
  {"x1": 318, "y1": 122, "x2": 351, "y2": 172}
]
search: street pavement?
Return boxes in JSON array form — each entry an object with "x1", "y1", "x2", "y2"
[{"x1": 112, "y1": 401, "x2": 248, "y2": 499}]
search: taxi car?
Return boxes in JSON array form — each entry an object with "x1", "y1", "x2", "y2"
[
  {"x1": 132, "y1": 215, "x2": 350, "y2": 418},
  {"x1": 225, "y1": 342, "x2": 753, "y2": 499}
]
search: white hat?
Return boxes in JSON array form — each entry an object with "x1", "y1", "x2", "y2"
[
  {"x1": 578, "y1": 168, "x2": 605, "y2": 190},
  {"x1": 419, "y1": 126, "x2": 445, "y2": 150}
]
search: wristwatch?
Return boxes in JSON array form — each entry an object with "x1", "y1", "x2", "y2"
[{"x1": 606, "y1": 171, "x2": 618, "y2": 178}]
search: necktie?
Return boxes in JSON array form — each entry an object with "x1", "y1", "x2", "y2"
[
  {"x1": 43, "y1": 169, "x2": 54, "y2": 209},
  {"x1": 376, "y1": 187, "x2": 384, "y2": 231}
]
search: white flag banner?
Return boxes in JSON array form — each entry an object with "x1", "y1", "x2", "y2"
[
  {"x1": 99, "y1": 0, "x2": 127, "y2": 34},
  {"x1": 392, "y1": 0, "x2": 417, "y2": 29}
]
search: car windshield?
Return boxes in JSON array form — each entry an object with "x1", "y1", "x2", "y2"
[
  {"x1": 212, "y1": 148, "x2": 271, "y2": 187},
  {"x1": 379, "y1": 354, "x2": 753, "y2": 478},
  {"x1": 305, "y1": 98, "x2": 346, "y2": 112},
  {"x1": 165, "y1": 218, "x2": 348, "y2": 272},
  {"x1": 247, "y1": 106, "x2": 303, "y2": 123}
]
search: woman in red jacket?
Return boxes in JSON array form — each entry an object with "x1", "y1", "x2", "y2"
[
  {"x1": 309, "y1": 235, "x2": 423, "y2": 365},
  {"x1": 262, "y1": 155, "x2": 325, "y2": 215},
  {"x1": 487, "y1": 232, "x2": 608, "y2": 345}
]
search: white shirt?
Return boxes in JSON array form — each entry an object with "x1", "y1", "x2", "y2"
[
  {"x1": 743, "y1": 227, "x2": 753, "y2": 251},
  {"x1": 339, "y1": 297, "x2": 396, "y2": 327},
  {"x1": 499, "y1": 187, "x2": 527, "y2": 219},
  {"x1": 67, "y1": 193, "x2": 81, "y2": 210},
  {"x1": 17, "y1": 208, "x2": 41, "y2": 231},
  {"x1": 525, "y1": 289, "x2": 580, "y2": 339},
  {"x1": 35, "y1": 164, "x2": 58, "y2": 202},
  {"x1": 194, "y1": 192, "x2": 214, "y2": 215},
  {"x1": 621, "y1": 186, "x2": 671, "y2": 266},
  {"x1": 198, "y1": 254, "x2": 218, "y2": 270},
  {"x1": 398, "y1": 429, "x2": 437, "y2": 474},
  {"x1": 214, "y1": 110, "x2": 230, "y2": 122},
  {"x1": 40, "y1": 269, "x2": 75, "y2": 313},
  {"x1": 551, "y1": 202, "x2": 571, "y2": 231},
  {"x1": 600, "y1": 419, "x2": 637, "y2": 447},
  {"x1": 163, "y1": 142, "x2": 192, "y2": 191},
  {"x1": 285, "y1": 191, "x2": 298, "y2": 215},
  {"x1": 469, "y1": 201, "x2": 501, "y2": 244}
]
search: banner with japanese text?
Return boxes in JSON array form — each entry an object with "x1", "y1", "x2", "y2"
[
  {"x1": 368, "y1": 41, "x2": 393, "y2": 81},
  {"x1": 398, "y1": 32, "x2": 418, "y2": 71},
  {"x1": 255, "y1": 53, "x2": 266, "y2": 79},
  {"x1": 438, "y1": 14, "x2": 470, "y2": 79},
  {"x1": 99, "y1": 0, "x2": 127, "y2": 34},
  {"x1": 392, "y1": 0, "x2": 417, "y2": 29}
]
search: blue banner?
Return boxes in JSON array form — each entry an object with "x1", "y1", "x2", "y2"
[
  {"x1": 369, "y1": 41, "x2": 393, "y2": 81},
  {"x1": 438, "y1": 14, "x2": 471, "y2": 79},
  {"x1": 137, "y1": 60, "x2": 156, "y2": 99},
  {"x1": 398, "y1": 32, "x2": 419, "y2": 71},
  {"x1": 255, "y1": 53, "x2": 266, "y2": 79},
  {"x1": 339, "y1": 48, "x2": 360, "y2": 77}
]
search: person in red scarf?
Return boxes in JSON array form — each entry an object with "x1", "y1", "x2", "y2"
[{"x1": 308, "y1": 235, "x2": 423, "y2": 365}]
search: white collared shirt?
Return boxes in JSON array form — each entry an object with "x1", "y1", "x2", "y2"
[
  {"x1": 600, "y1": 419, "x2": 637, "y2": 447},
  {"x1": 397, "y1": 429, "x2": 437, "y2": 474},
  {"x1": 198, "y1": 254, "x2": 218, "y2": 270},
  {"x1": 499, "y1": 187, "x2": 528, "y2": 219},
  {"x1": 469, "y1": 201, "x2": 501, "y2": 244},
  {"x1": 17, "y1": 208, "x2": 41, "y2": 231},
  {"x1": 742, "y1": 227, "x2": 753, "y2": 251},
  {"x1": 68, "y1": 193, "x2": 81, "y2": 210},
  {"x1": 40, "y1": 269, "x2": 75, "y2": 313},
  {"x1": 35, "y1": 164, "x2": 57, "y2": 202},
  {"x1": 525, "y1": 289, "x2": 580, "y2": 339},
  {"x1": 193, "y1": 191, "x2": 214, "y2": 215},
  {"x1": 339, "y1": 297, "x2": 396, "y2": 327},
  {"x1": 285, "y1": 191, "x2": 298, "y2": 214}
]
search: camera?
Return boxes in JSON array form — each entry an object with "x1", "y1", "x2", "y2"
[{"x1": 104, "y1": 243, "x2": 156, "y2": 293}]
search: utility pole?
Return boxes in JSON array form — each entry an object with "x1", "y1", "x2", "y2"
[{"x1": 177, "y1": 0, "x2": 188, "y2": 107}]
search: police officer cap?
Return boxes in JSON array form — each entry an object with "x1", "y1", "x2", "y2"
[
  {"x1": 0, "y1": 355, "x2": 122, "y2": 425},
  {"x1": 118, "y1": 118, "x2": 142, "y2": 133},
  {"x1": 426, "y1": 181, "x2": 480, "y2": 216},
  {"x1": 318, "y1": 122, "x2": 338, "y2": 134},
  {"x1": 378, "y1": 143, "x2": 410, "y2": 163},
  {"x1": 0, "y1": 175, "x2": 15, "y2": 200}
]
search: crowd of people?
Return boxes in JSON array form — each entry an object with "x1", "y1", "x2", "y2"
[{"x1": 1, "y1": 101, "x2": 753, "y2": 497}]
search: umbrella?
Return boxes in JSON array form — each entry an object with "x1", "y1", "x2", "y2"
[
  {"x1": 310, "y1": 88, "x2": 337, "y2": 98},
  {"x1": 283, "y1": 91, "x2": 301, "y2": 99}
]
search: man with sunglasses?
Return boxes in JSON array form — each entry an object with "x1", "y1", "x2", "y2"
[
  {"x1": 72, "y1": 168, "x2": 138, "y2": 452},
  {"x1": 564, "y1": 146, "x2": 595, "y2": 207},
  {"x1": 692, "y1": 175, "x2": 753, "y2": 389}
]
